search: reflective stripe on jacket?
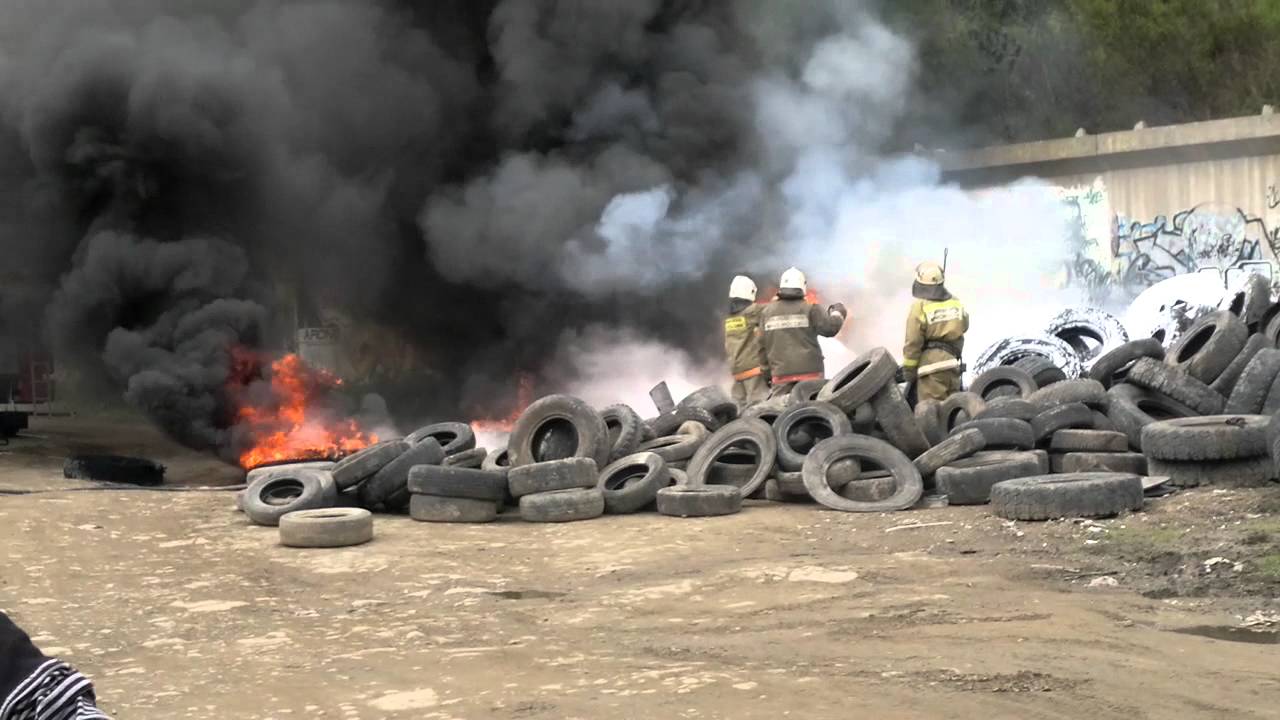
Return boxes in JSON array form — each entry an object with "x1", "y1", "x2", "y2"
[
  {"x1": 904, "y1": 297, "x2": 969, "y2": 377},
  {"x1": 762, "y1": 299, "x2": 844, "y2": 379}
]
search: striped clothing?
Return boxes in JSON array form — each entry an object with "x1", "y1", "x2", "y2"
[{"x1": 0, "y1": 661, "x2": 109, "y2": 720}]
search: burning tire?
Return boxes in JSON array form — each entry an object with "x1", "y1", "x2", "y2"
[
  {"x1": 655, "y1": 486, "x2": 742, "y2": 517},
  {"x1": 1044, "y1": 308, "x2": 1129, "y2": 365},
  {"x1": 409, "y1": 494, "x2": 499, "y2": 523},
  {"x1": 332, "y1": 440, "x2": 409, "y2": 491},
  {"x1": 685, "y1": 419, "x2": 776, "y2": 498},
  {"x1": 1165, "y1": 310, "x2": 1248, "y2": 384},
  {"x1": 801, "y1": 435, "x2": 923, "y2": 513},
  {"x1": 279, "y1": 508, "x2": 374, "y2": 547},
  {"x1": 1088, "y1": 338, "x2": 1165, "y2": 389},
  {"x1": 597, "y1": 452, "x2": 667, "y2": 514},
  {"x1": 519, "y1": 488, "x2": 605, "y2": 523},
  {"x1": 817, "y1": 347, "x2": 897, "y2": 413},
  {"x1": 243, "y1": 469, "x2": 339, "y2": 527},
  {"x1": 507, "y1": 457, "x2": 598, "y2": 499},
  {"x1": 990, "y1": 473, "x2": 1144, "y2": 521},
  {"x1": 974, "y1": 335, "x2": 1083, "y2": 383},
  {"x1": 600, "y1": 404, "x2": 644, "y2": 463},
  {"x1": 358, "y1": 438, "x2": 444, "y2": 511},
  {"x1": 773, "y1": 401, "x2": 852, "y2": 472},
  {"x1": 509, "y1": 394, "x2": 610, "y2": 467},
  {"x1": 405, "y1": 422, "x2": 476, "y2": 456}
]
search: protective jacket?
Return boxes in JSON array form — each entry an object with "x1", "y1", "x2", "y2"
[
  {"x1": 903, "y1": 295, "x2": 969, "y2": 378},
  {"x1": 761, "y1": 297, "x2": 844, "y2": 381},
  {"x1": 724, "y1": 303, "x2": 767, "y2": 380}
]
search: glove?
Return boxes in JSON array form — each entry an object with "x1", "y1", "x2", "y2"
[{"x1": 828, "y1": 303, "x2": 847, "y2": 318}]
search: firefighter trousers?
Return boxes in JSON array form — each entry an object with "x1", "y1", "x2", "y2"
[
  {"x1": 917, "y1": 369, "x2": 961, "y2": 403},
  {"x1": 731, "y1": 375, "x2": 770, "y2": 405}
]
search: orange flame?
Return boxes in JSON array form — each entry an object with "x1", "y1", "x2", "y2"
[
  {"x1": 471, "y1": 373, "x2": 534, "y2": 435},
  {"x1": 234, "y1": 350, "x2": 377, "y2": 469}
]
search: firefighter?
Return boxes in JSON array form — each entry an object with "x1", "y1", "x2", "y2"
[
  {"x1": 902, "y1": 260, "x2": 969, "y2": 403},
  {"x1": 724, "y1": 275, "x2": 769, "y2": 405},
  {"x1": 761, "y1": 267, "x2": 846, "y2": 397}
]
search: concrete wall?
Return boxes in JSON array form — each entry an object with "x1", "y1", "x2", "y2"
[{"x1": 938, "y1": 112, "x2": 1280, "y2": 295}]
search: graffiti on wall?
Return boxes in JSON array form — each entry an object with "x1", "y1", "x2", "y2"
[{"x1": 1059, "y1": 178, "x2": 1280, "y2": 301}]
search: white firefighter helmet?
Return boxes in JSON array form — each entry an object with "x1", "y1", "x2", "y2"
[
  {"x1": 779, "y1": 267, "x2": 807, "y2": 292},
  {"x1": 728, "y1": 275, "x2": 757, "y2": 301},
  {"x1": 915, "y1": 261, "x2": 945, "y2": 286}
]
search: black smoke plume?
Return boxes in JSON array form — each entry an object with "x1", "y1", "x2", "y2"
[{"x1": 0, "y1": 0, "x2": 903, "y2": 454}]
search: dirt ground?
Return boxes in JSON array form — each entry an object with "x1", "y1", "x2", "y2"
[{"x1": 2, "y1": 416, "x2": 1279, "y2": 720}]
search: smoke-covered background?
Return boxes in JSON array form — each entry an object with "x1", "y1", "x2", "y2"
[{"x1": 0, "y1": 0, "x2": 1079, "y2": 456}]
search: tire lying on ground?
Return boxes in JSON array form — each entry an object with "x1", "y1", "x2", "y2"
[
  {"x1": 773, "y1": 401, "x2": 852, "y2": 471},
  {"x1": 1146, "y1": 456, "x2": 1275, "y2": 488},
  {"x1": 482, "y1": 448, "x2": 511, "y2": 471},
  {"x1": 789, "y1": 379, "x2": 828, "y2": 405},
  {"x1": 243, "y1": 469, "x2": 339, "y2": 527},
  {"x1": 914, "y1": 427, "x2": 986, "y2": 477},
  {"x1": 871, "y1": 382, "x2": 930, "y2": 458},
  {"x1": 1012, "y1": 354, "x2": 1070, "y2": 388},
  {"x1": 407, "y1": 464, "x2": 509, "y2": 502},
  {"x1": 678, "y1": 386, "x2": 738, "y2": 426},
  {"x1": 1224, "y1": 348, "x2": 1280, "y2": 414},
  {"x1": 764, "y1": 477, "x2": 810, "y2": 503},
  {"x1": 974, "y1": 335, "x2": 1082, "y2": 384},
  {"x1": 409, "y1": 494, "x2": 499, "y2": 523},
  {"x1": 637, "y1": 432, "x2": 706, "y2": 464},
  {"x1": 1059, "y1": 452, "x2": 1147, "y2": 475},
  {"x1": 244, "y1": 461, "x2": 335, "y2": 487},
  {"x1": 838, "y1": 473, "x2": 898, "y2": 503},
  {"x1": 509, "y1": 394, "x2": 610, "y2": 467},
  {"x1": 519, "y1": 488, "x2": 606, "y2": 523},
  {"x1": 1049, "y1": 429, "x2": 1129, "y2": 453},
  {"x1": 1219, "y1": 271, "x2": 1273, "y2": 328},
  {"x1": 1029, "y1": 402, "x2": 1094, "y2": 443},
  {"x1": 817, "y1": 347, "x2": 898, "y2": 413},
  {"x1": 1209, "y1": 333, "x2": 1269, "y2": 398},
  {"x1": 506, "y1": 457, "x2": 598, "y2": 498},
  {"x1": 1045, "y1": 307, "x2": 1130, "y2": 364},
  {"x1": 741, "y1": 400, "x2": 788, "y2": 426},
  {"x1": 1139, "y1": 415, "x2": 1269, "y2": 461},
  {"x1": 935, "y1": 454, "x2": 1041, "y2": 505},
  {"x1": 685, "y1": 419, "x2": 776, "y2": 498},
  {"x1": 1166, "y1": 310, "x2": 1249, "y2": 384},
  {"x1": 646, "y1": 406, "x2": 720, "y2": 437},
  {"x1": 914, "y1": 400, "x2": 945, "y2": 446},
  {"x1": 656, "y1": 485, "x2": 743, "y2": 517},
  {"x1": 1027, "y1": 378, "x2": 1108, "y2": 412},
  {"x1": 358, "y1": 439, "x2": 444, "y2": 512},
  {"x1": 801, "y1": 435, "x2": 923, "y2": 513},
  {"x1": 969, "y1": 367, "x2": 1037, "y2": 401},
  {"x1": 405, "y1": 422, "x2": 476, "y2": 456},
  {"x1": 991, "y1": 473, "x2": 1144, "y2": 521},
  {"x1": 442, "y1": 446, "x2": 487, "y2": 469},
  {"x1": 279, "y1": 508, "x2": 374, "y2": 547},
  {"x1": 332, "y1": 440, "x2": 410, "y2": 491},
  {"x1": 973, "y1": 397, "x2": 1037, "y2": 422},
  {"x1": 600, "y1": 404, "x2": 644, "y2": 462},
  {"x1": 596, "y1": 452, "x2": 667, "y2": 514},
  {"x1": 938, "y1": 392, "x2": 986, "y2": 433},
  {"x1": 1126, "y1": 357, "x2": 1225, "y2": 415},
  {"x1": 1106, "y1": 383, "x2": 1197, "y2": 449},
  {"x1": 1088, "y1": 338, "x2": 1165, "y2": 389},
  {"x1": 953, "y1": 418, "x2": 1033, "y2": 450}
]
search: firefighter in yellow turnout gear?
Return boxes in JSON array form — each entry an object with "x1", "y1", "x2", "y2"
[
  {"x1": 903, "y1": 261, "x2": 969, "y2": 403},
  {"x1": 724, "y1": 275, "x2": 769, "y2": 404}
]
